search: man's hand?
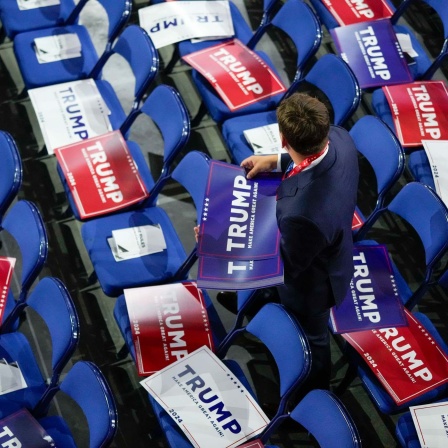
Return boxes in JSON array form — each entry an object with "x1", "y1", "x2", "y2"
[
  {"x1": 240, "y1": 155, "x2": 278, "y2": 179},
  {"x1": 194, "y1": 225, "x2": 200, "y2": 243}
]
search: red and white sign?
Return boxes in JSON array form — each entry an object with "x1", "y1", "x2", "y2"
[
  {"x1": 383, "y1": 81, "x2": 448, "y2": 147},
  {"x1": 124, "y1": 282, "x2": 214, "y2": 376},
  {"x1": 322, "y1": 0, "x2": 394, "y2": 26},
  {"x1": 342, "y1": 308, "x2": 448, "y2": 405},
  {"x1": 352, "y1": 210, "x2": 363, "y2": 230},
  {"x1": 238, "y1": 440, "x2": 265, "y2": 448},
  {"x1": 0, "y1": 257, "x2": 16, "y2": 326},
  {"x1": 55, "y1": 131, "x2": 149, "y2": 219},
  {"x1": 183, "y1": 39, "x2": 286, "y2": 111}
]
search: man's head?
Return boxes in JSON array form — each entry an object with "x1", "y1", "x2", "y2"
[{"x1": 277, "y1": 92, "x2": 330, "y2": 156}]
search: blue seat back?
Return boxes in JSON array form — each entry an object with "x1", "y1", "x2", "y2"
[
  {"x1": 96, "y1": 0, "x2": 132, "y2": 44},
  {"x1": 289, "y1": 390, "x2": 362, "y2": 447},
  {"x1": 0, "y1": 131, "x2": 22, "y2": 223},
  {"x1": 59, "y1": 361, "x2": 118, "y2": 448},
  {"x1": 60, "y1": 0, "x2": 89, "y2": 23},
  {"x1": 1, "y1": 200, "x2": 48, "y2": 296},
  {"x1": 290, "y1": 54, "x2": 361, "y2": 125},
  {"x1": 28, "y1": 278, "x2": 80, "y2": 384},
  {"x1": 170, "y1": 151, "x2": 211, "y2": 223}
]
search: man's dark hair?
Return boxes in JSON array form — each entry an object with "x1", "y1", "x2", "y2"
[{"x1": 277, "y1": 92, "x2": 330, "y2": 156}]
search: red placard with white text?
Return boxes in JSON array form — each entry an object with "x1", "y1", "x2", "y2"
[
  {"x1": 382, "y1": 81, "x2": 448, "y2": 147},
  {"x1": 0, "y1": 257, "x2": 15, "y2": 325},
  {"x1": 352, "y1": 210, "x2": 363, "y2": 230},
  {"x1": 124, "y1": 282, "x2": 214, "y2": 376},
  {"x1": 183, "y1": 39, "x2": 286, "y2": 111},
  {"x1": 238, "y1": 440, "x2": 265, "y2": 448},
  {"x1": 55, "y1": 131, "x2": 149, "y2": 219},
  {"x1": 342, "y1": 308, "x2": 448, "y2": 405},
  {"x1": 322, "y1": 0, "x2": 393, "y2": 26}
]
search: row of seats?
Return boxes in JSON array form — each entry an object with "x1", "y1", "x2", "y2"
[{"x1": 0, "y1": 131, "x2": 118, "y2": 446}]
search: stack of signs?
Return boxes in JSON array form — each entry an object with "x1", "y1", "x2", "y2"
[
  {"x1": 197, "y1": 160, "x2": 284, "y2": 290},
  {"x1": 183, "y1": 39, "x2": 286, "y2": 111},
  {"x1": 382, "y1": 81, "x2": 448, "y2": 147},
  {"x1": 124, "y1": 282, "x2": 214, "y2": 376},
  {"x1": 0, "y1": 360, "x2": 27, "y2": 395},
  {"x1": 342, "y1": 308, "x2": 448, "y2": 405},
  {"x1": 0, "y1": 409, "x2": 55, "y2": 447},
  {"x1": 16, "y1": 0, "x2": 59, "y2": 10},
  {"x1": 138, "y1": 1, "x2": 234, "y2": 49},
  {"x1": 409, "y1": 401, "x2": 448, "y2": 447},
  {"x1": 422, "y1": 140, "x2": 448, "y2": 205},
  {"x1": 321, "y1": 0, "x2": 394, "y2": 26},
  {"x1": 331, "y1": 19, "x2": 412, "y2": 89},
  {"x1": 28, "y1": 79, "x2": 112, "y2": 154},
  {"x1": 34, "y1": 33, "x2": 82, "y2": 63},
  {"x1": 330, "y1": 244, "x2": 407, "y2": 333},
  {"x1": 140, "y1": 346, "x2": 270, "y2": 448},
  {"x1": 55, "y1": 131, "x2": 149, "y2": 219},
  {"x1": 0, "y1": 257, "x2": 15, "y2": 326},
  {"x1": 108, "y1": 224, "x2": 167, "y2": 262}
]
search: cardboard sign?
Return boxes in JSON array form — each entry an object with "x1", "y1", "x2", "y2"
[
  {"x1": 55, "y1": 131, "x2": 149, "y2": 219},
  {"x1": 28, "y1": 79, "x2": 112, "y2": 154},
  {"x1": 124, "y1": 282, "x2": 214, "y2": 376},
  {"x1": 243, "y1": 123, "x2": 285, "y2": 155},
  {"x1": 331, "y1": 19, "x2": 412, "y2": 89},
  {"x1": 422, "y1": 140, "x2": 448, "y2": 205},
  {"x1": 410, "y1": 401, "x2": 448, "y2": 448},
  {"x1": 0, "y1": 360, "x2": 27, "y2": 395},
  {"x1": 383, "y1": 81, "x2": 448, "y2": 147},
  {"x1": 330, "y1": 245, "x2": 407, "y2": 334},
  {"x1": 321, "y1": 0, "x2": 394, "y2": 26},
  {"x1": 139, "y1": 1, "x2": 234, "y2": 49},
  {"x1": 352, "y1": 210, "x2": 363, "y2": 230},
  {"x1": 17, "y1": 0, "x2": 59, "y2": 10},
  {"x1": 0, "y1": 409, "x2": 55, "y2": 447},
  {"x1": 140, "y1": 346, "x2": 270, "y2": 448},
  {"x1": 342, "y1": 309, "x2": 448, "y2": 405},
  {"x1": 34, "y1": 33, "x2": 82, "y2": 64},
  {"x1": 0, "y1": 257, "x2": 16, "y2": 326},
  {"x1": 238, "y1": 440, "x2": 265, "y2": 448},
  {"x1": 183, "y1": 39, "x2": 286, "y2": 111}
]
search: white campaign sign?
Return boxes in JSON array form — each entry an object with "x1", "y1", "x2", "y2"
[
  {"x1": 410, "y1": 401, "x2": 448, "y2": 448},
  {"x1": 28, "y1": 79, "x2": 112, "y2": 154},
  {"x1": 422, "y1": 140, "x2": 448, "y2": 205},
  {"x1": 243, "y1": 123, "x2": 286, "y2": 155},
  {"x1": 138, "y1": 1, "x2": 234, "y2": 49},
  {"x1": 34, "y1": 33, "x2": 82, "y2": 64},
  {"x1": 141, "y1": 346, "x2": 270, "y2": 448},
  {"x1": 17, "y1": 0, "x2": 60, "y2": 10}
]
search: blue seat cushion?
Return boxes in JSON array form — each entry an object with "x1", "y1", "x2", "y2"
[
  {"x1": 14, "y1": 25, "x2": 98, "y2": 90},
  {"x1": 81, "y1": 206, "x2": 188, "y2": 296}
]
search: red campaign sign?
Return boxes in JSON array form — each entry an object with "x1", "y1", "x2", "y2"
[
  {"x1": 124, "y1": 282, "x2": 215, "y2": 376},
  {"x1": 352, "y1": 210, "x2": 363, "y2": 230},
  {"x1": 55, "y1": 130, "x2": 149, "y2": 219},
  {"x1": 0, "y1": 257, "x2": 15, "y2": 326},
  {"x1": 238, "y1": 440, "x2": 265, "y2": 448},
  {"x1": 383, "y1": 81, "x2": 448, "y2": 147},
  {"x1": 322, "y1": 0, "x2": 394, "y2": 26},
  {"x1": 183, "y1": 39, "x2": 286, "y2": 111},
  {"x1": 342, "y1": 308, "x2": 448, "y2": 405}
]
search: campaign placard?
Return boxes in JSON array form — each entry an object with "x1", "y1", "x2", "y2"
[
  {"x1": 237, "y1": 440, "x2": 265, "y2": 448},
  {"x1": 342, "y1": 309, "x2": 448, "y2": 405},
  {"x1": 321, "y1": 0, "x2": 394, "y2": 26},
  {"x1": 138, "y1": 1, "x2": 234, "y2": 49},
  {"x1": 410, "y1": 401, "x2": 448, "y2": 448},
  {"x1": 330, "y1": 245, "x2": 407, "y2": 334},
  {"x1": 55, "y1": 130, "x2": 149, "y2": 219},
  {"x1": 198, "y1": 160, "x2": 282, "y2": 260},
  {"x1": 0, "y1": 408, "x2": 55, "y2": 447},
  {"x1": 382, "y1": 81, "x2": 448, "y2": 147},
  {"x1": 331, "y1": 19, "x2": 412, "y2": 89},
  {"x1": 34, "y1": 33, "x2": 82, "y2": 64},
  {"x1": 140, "y1": 346, "x2": 270, "y2": 448},
  {"x1": 183, "y1": 39, "x2": 286, "y2": 111},
  {"x1": 124, "y1": 282, "x2": 214, "y2": 376},
  {"x1": 352, "y1": 210, "x2": 363, "y2": 230},
  {"x1": 422, "y1": 140, "x2": 448, "y2": 205},
  {"x1": 243, "y1": 123, "x2": 283, "y2": 155},
  {"x1": 28, "y1": 79, "x2": 112, "y2": 154},
  {"x1": 17, "y1": 0, "x2": 59, "y2": 10},
  {"x1": 0, "y1": 257, "x2": 16, "y2": 326}
]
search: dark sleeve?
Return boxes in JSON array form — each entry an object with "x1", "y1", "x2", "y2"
[
  {"x1": 279, "y1": 215, "x2": 327, "y2": 279},
  {"x1": 280, "y1": 153, "x2": 292, "y2": 173}
]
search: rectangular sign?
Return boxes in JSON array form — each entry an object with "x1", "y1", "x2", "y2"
[
  {"x1": 410, "y1": 401, "x2": 448, "y2": 448},
  {"x1": 322, "y1": 0, "x2": 394, "y2": 26},
  {"x1": 331, "y1": 19, "x2": 412, "y2": 89},
  {"x1": 140, "y1": 346, "x2": 270, "y2": 448},
  {"x1": 422, "y1": 139, "x2": 448, "y2": 205},
  {"x1": 55, "y1": 130, "x2": 149, "y2": 219},
  {"x1": 330, "y1": 245, "x2": 407, "y2": 333},
  {"x1": 0, "y1": 409, "x2": 55, "y2": 447},
  {"x1": 139, "y1": 1, "x2": 234, "y2": 49},
  {"x1": 342, "y1": 308, "x2": 448, "y2": 405},
  {"x1": 28, "y1": 79, "x2": 112, "y2": 154},
  {"x1": 183, "y1": 39, "x2": 286, "y2": 111},
  {"x1": 383, "y1": 81, "x2": 448, "y2": 147},
  {"x1": 0, "y1": 257, "x2": 16, "y2": 326},
  {"x1": 243, "y1": 123, "x2": 284, "y2": 155},
  {"x1": 124, "y1": 282, "x2": 214, "y2": 376},
  {"x1": 352, "y1": 210, "x2": 363, "y2": 230}
]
